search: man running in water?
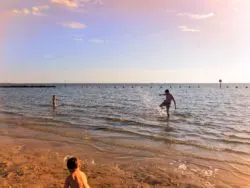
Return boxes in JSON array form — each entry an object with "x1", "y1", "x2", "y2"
[{"x1": 159, "y1": 89, "x2": 176, "y2": 118}]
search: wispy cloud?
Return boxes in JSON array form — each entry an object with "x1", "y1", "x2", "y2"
[
  {"x1": 59, "y1": 22, "x2": 87, "y2": 29},
  {"x1": 179, "y1": 26, "x2": 200, "y2": 32},
  {"x1": 88, "y1": 38, "x2": 105, "y2": 44},
  {"x1": 79, "y1": 0, "x2": 103, "y2": 5},
  {"x1": 73, "y1": 35, "x2": 84, "y2": 41},
  {"x1": 51, "y1": 0, "x2": 78, "y2": 8},
  {"x1": 23, "y1": 8, "x2": 30, "y2": 15},
  {"x1": 178, "y1": 12, "x2": 214, "y2": 20},
  {"x1": 12, "y1": 5, "x2": 50, "y2": 16},
  {"x1": 51, "y1": 0, "x2": 103, "y2": 8}
]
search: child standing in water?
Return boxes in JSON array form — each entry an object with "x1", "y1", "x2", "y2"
[
  {"x1": 64, "y1": 157, "x2": 90, "y2": 188},
  {"x1": 159, "y1": 89, "x2": 176, "y2": 118},
  {"x1": 52, "y1": 95, "x2": 58, "y2": 109}
]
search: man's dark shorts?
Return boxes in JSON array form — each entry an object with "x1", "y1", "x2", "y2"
[{"x1": 160, "y1": 100, "x2": 170, "y2": 108}]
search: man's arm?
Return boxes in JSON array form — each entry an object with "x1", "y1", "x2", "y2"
[
  {"x1": 159, "y1": 94, "x2": 166, "y2": 96},
  {"x1": 172, "y1": 95, "x2": 176, "y2": 109}
]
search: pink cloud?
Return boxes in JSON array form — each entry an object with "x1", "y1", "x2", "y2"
[
  {"x1": 179, "y1": 26, "x2": 200, "y2": 32},
  {"x1": 59, "y1": 22, "x2": 87, "y2": 29},
  {"x1": 51, "y1": 0, "x2": 78, "y2": 8},
  {"x1": 178, "y1": 12, "x2": 214, "y2": 20},
  {"x1": 12, "y1": 5, "x2": 50, "y2": 16}
]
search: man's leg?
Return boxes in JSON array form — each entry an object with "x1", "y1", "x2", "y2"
[
  {"x1": 166, "y1": 106, "x2": 170, "y2": 118},
  {"x1": 160, "y1": 101, "x2": 165, "y2": 108}
]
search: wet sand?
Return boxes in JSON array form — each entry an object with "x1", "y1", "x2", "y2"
[{"x1": 0, "y1": 115, "x2": 250, "y2": 187}]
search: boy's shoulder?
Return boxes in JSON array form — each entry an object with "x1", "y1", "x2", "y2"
[{"x1": 80, "y1": 171, "x2": 87, "y2": 177}]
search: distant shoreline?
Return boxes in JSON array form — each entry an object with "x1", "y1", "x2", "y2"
[{"x1": 0, "y1": 84, "x2": 56, "y2": 88}]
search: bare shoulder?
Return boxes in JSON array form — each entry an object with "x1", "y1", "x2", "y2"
[
  {"x1": 80, "y1": 171, "x2": 90, "y2": 188},
  {"x1": 80, "y1": 171, "x2": 87, "y2": 178}
]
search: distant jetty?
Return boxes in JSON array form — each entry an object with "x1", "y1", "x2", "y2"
[{"x1": 0, "y1": 84, "x2": 56, "y2": 88}]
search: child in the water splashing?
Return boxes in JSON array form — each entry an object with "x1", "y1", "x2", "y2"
[{"x1": 159, "y1": 89, "x2": 176, "y2": 118}]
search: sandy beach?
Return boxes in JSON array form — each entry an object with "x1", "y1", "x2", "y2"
[
  {"x1": 1, "y1": 114, "x2": 250, "y2": 188},
  {"x1": 0, "y1": 136, "x2": 214, "y2": 188}
]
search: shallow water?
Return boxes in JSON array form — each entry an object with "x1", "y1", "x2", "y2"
[{"x1": 0, "y1": 83, "x2": 250, "y2": 183}]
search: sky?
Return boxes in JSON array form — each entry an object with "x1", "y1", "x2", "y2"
[{"x1": 0, "y1": 0, "x2": 250, "y2": 83}]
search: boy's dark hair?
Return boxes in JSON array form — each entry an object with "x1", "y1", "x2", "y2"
[
  {"x1": 165, "y1": 89, "x2": 169, "y2": 93},
  {"x1": 67, "y1": 157, "x2": 78, "y2": 171}
]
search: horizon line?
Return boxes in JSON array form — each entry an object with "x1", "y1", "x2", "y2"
[{"x1": 1, "y1": 82, "x2": 250, "y2": 85}]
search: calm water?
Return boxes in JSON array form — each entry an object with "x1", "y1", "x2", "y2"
[{"x1": 1, "y1": 84, "x2": 250, "y2": 178}]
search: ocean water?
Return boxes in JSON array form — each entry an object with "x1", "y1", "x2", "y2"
[{"x1": 0, "y1": 83, "x2": 250, "y2": 181}]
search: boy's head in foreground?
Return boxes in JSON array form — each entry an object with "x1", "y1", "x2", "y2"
[
  {"x1": 67, "y1": 157, "x2": 80, "y2": 172},
  {"x1": 165, "y1": 89, "x2": 169, "y2": 94},
  {"x1": 64, "y1": 156, "x2": 90, "y2": 188}
]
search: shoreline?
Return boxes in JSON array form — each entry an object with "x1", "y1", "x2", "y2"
[{"x1": 0, "y1": 115, "x2": 250, "y2": 187}]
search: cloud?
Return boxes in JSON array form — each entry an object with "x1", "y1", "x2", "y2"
[
  {"x1": 51, "y1": 0, "x2": 78, "y2": 8},
  {"x1": 88, "y1": 38, "x2": 105, "y2": 43},
  {"x1": 79, "y1": 0, "x2": 103, "y2": 5},
  {"x1": 12, "y1": 9, "x2": 22, "y2": 14},
  {"x1": 23, "y1": 8, "x2": 30, "y2": 15},
  {"x1": 178, "y1": 12, "x2": 214, "y2": 20},
  {"x1": 51, "y1": 0, "x2": 103, "y2": 9},
  {"x1": 73, "y1": 36, "x2": 84, "y2": 41},
  {"x1": 179, "y1": 26, "x2": 200, "y2": 32},
  {"x1": 12, "y1": 5, "x2": 50, "y2": 16},
  {"x1": 32, "y1": 5, "x2": 50, "y2": 16},
  {"x1": 59, "y1": 22, "x2": 87, "y2": 29}
]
